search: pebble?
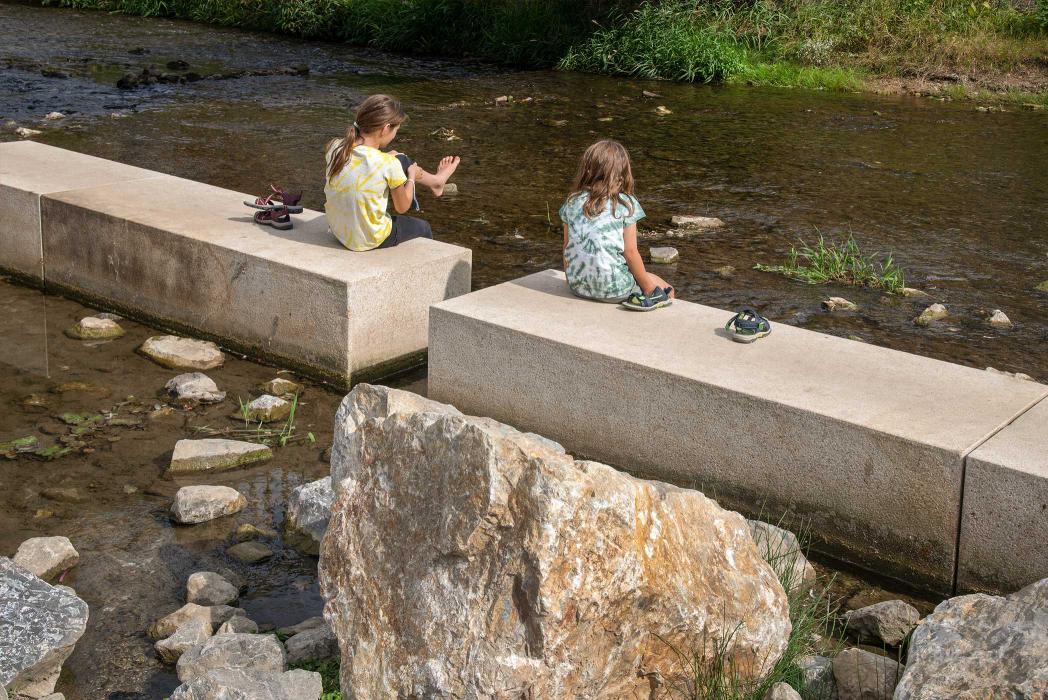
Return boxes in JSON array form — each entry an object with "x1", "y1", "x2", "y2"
[
  {"x1": 987, "y1": 309, "x2": 1012, "y2": 328},
  {"x1": 822, "y1": 297, "x2": 858, "y2": 312},
  {"x1": 914, "y1": 303, "x2": 948, "y2": 327},
  {"x1": 671, "y1": 215, "x2": 724, "y2": 229},
  {"x1": 900, "y1": 287, "x2": 930, "y2": 298},
  {"x1": 649, "y1": 246, "x2": 679, "y2": 264},
  {"x1": 654, "y1": 105, "x2": 672, "y2": 116}
]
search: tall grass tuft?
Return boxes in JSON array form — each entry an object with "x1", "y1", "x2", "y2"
[{"x1": 755, "y1": 233, "x2": 906, "y2": 293}]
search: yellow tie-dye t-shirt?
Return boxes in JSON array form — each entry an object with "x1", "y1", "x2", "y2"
[{"x1": 324, "y1": 143, "x2": 407, "y2": 251}]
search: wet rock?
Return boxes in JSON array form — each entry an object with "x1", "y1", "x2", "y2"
[
  {"x1": 235, "y1": 395, "x2": 291, "y2": 423},
  {"x1": 494, "y1": 95, "x2": 509, "y2": 105},
  {"x1": 168, "y1": 439, "x2": 271, "y2": 474},
  {"x1": 171, "y1": 485, "x2": 247, "y2": 525},
  {"x1": 671, "y1": 214, "x2": 725, "y2": 229},
  {"x1": 12, "y1": 537, "x2": 79, "y2": 581},
  {"x1": 284, "y1": 477, "x2": 333, "y2": 555},
  {"x1": 16, "y1": 127, "x2": 42, "y2": 138},
  {"x1": 170, "y1": 668, "x2": 321, "y2": 700},
  {"x1": 186, "y1": 572, "x2": 238, "y2": 607},
  {"x1": 217, "y1": 615, "x2": 258, "y2": 634},
  {"x1": 442, "y1": 182, "x2": 459, "y2": 195},
  {"x1": 140, "y1": 336, "x2": 225, "y2": 371},
  {"x1": 1037, "y1": 280, "x2": 1048, "y2": 293},
  {"x1": 797, "y1": 655, "x2": 837, "y2": 700},
  {"x1": 319, "y1": 384, "x2": 791, "y2": 697},
  {"x1": 747, "y1": 520, "x2": 817, "y2": 593},
  {"x1": 260, "y1": 378, "x2": 301, "y2": 398},
  {"x1": 655, "y1": 105, "x2": 672, "y2": 115},
  {"x1": 19, "y1": 394, "x2": 52, "y2": 412},
  {"x1": 900, "y1": 287, "x2": 929, "y2": 298},
  {"x1": 832, "y1": 648, "x2": 904, "y2": 700},
  {"x1": 284, "y1": 623, "x2": 338, "y2": 665},
  {"x1": 822, "y1": 297, "x2": 858, "y2": 312},
  {"x1": 149, "y1": 603, "x2": 243, "y2": 640},
  {"x1": 40, "y1": 487, "x2": 84, "y2": 503},
  {"x1": 235, "y1": 523, "x2": 277, "y2": 542},
  {"x1": 650, "y1": 246, "x2": 679, "y2": 263},
  {"x1": 167, "y1": 59, "x2": 190, "y2": 70},
  {"x1": 50, "y1": 380, "x2": 111, "y2": 397},
  {"x1": 227, "y1": 541, "x2": 273, "y2": 564},
  {"x1": 894, "y1": 577, "x2": 1048, "y2": 699},
  {"x1": 764, "y1": 682, "x2": 801, "y2": 700},
  {"x1": 0, "y1": 558, "x2": 88, "y2": 699},
  {"x1": 276, "y1": 616, "x2": 326, "y2": 638},
  {"x1": 43, "y1": 112, "x2": 65, "y2": 121},
  {"x1": 987, "y1": 309, "x2": 1012, "y2": 328},
  {"x1": 985, "y1": 366, "x2": 1034, "y2": 381},
  {"x1": 913, "y1": 303, "x2": 948, "y2": 327},
  {"x1": 715, "y1": 265, "x2": 736, "y2": 278},
  {"x1": 166, "y1": 373, "x2": 226, "y2": 403},
  {"x1": 156, "y1": 617, "x2": 212, "y2": 664},
  {"x1": 176, "y1": 633, "x2": 286, "y2": 683},
  {"x1": 843, "y1": 600, "x2": 919, "y2": 646}
]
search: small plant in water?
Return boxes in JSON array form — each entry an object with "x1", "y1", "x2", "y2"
[
  {"x1": 195, "y1": 393, "x2": 315, "y2": 448},
  {"x1": 755, "y1": 233, "x2": 905, "y2": 293}
]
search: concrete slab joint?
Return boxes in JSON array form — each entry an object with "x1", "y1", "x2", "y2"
[{"x1": 427, "y1": 269, "x2": 1048, "y2": 594}]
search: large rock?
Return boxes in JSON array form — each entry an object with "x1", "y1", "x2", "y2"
[
  {"x1": 149, "y1": 603, "x2": 243, "y2": 640},
  {"x1": 169, "y1": 439, "x2": 272, "y2": 474},
  {"x1": 140, "y1": 336, "x2": 225, "y2": 370},
  {"x1": 843, "y1": 600, "x2": 919, "y2": 647},
  {"x1": 284, "y1": 477, "x2": 334, "y2": 555},
  {"x1": 12, "y1": 537, "x2": 79, "y2": 581},
  {"x1": 284, "y1": 623, "x2": 338, "y2": 665},
  {"x1": 832, "y1": 648, "x2": 903, "y2": 700},
  {"x1": 186, "y1": 572, "x2": 239, "y2": 606},
  {"x1": 171, "y1": 486, "x2": 247, "y2": 525},
  {"x1": 894, "y1": 577, "x2": 1048, "y2": 699},
  {"x1": 156, "y1": 617, "x2": 212, "y2": 664},
  {"x1": 170, "y1": 668, "x2": 322, "y2": 700},
  {"x1": 0, "y1": 558, "x2": 88, "y2": 699},
  {"x1": 166, "y1": 373, "x2": 226, "y2": 403},
  {"x1": 747, "y1": 520, "x2": 817, "y2": 593},
  {"x1": 319, "y1": 385, "x2": 791, "y2": 698},
  {"x1": 176, "y1": 633, "x2": 286, "y2": 683}
]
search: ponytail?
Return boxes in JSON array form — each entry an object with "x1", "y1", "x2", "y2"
[
  {"x1": 326, "y1": 125, "x2": 358, "y2": 183},
  {"x1": 326, "y1": 95, "x2": 406, "y2": 184}
]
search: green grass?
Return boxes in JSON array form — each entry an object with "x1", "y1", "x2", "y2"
[
  {"x1": 755, "y1": 234, "x2": 906, "y2": 294},
  {"x1": 193, "y1": 393, "x2": 315, "y2": 448}
]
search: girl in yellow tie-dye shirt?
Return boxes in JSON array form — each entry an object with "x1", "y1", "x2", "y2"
[{"x1": 324, "y1": 94, "x2": 460, "y2": 251}]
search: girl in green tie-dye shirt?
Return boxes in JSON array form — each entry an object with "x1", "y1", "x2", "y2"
[{"x1": 560, "y1": 139, "x2": 674, "y2": 307}]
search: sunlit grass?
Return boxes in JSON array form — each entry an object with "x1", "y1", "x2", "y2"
[{"x1": 755, "y1": 234, "x2": 906, "y2": 293}]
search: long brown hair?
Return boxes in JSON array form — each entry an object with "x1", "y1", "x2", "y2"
[
  {"x1": 568, "y1": 139, "x2": 636, "y2": 219},
  {"x1": 326, "y1": 94, "x2": 407, "y2": 183}
]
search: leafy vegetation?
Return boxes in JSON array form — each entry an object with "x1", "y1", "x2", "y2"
[{"x1": 755, "y1": 234, "x2": 906, "y2": 293}]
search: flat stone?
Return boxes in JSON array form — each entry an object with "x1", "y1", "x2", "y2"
[
  {"x1": 12, "y1": 536, "x2": 79, "y2": 581},
  {"x1": 275, "y1": 617, "x2": 326, "y2": 638},
  {"x1": 747, "y1": 520, "x2": 817, "y2": 593},
  {"x1": 168, "y1": 439, "x2": 271, "y2": 474},
  {"x1": 284, "y1": 477, "x2": 333, "y2": 555},
  {"x1": 913, "y1": 303, "x2": 948, "y2": 326},
  {"x1": 671, "y1": 214, "x2": 724, "y2": 228},
  {"x1": 140, "y1": 336, "x2": 225, "y2": 371},
  {"x1": 900, "y1": 287, "x2": 930, "y2": 298},
  {"x1": 217, "y1": 615, "x2": 258, "y2": 634},
  {"x1": 155, "y1": 617, "x2": 212, "y2": 664},
  {"x1": 764, "y1": 682, "x2": 801, "y2": 700},
  {"x1": 894, "y1": 577, "x2": 1047, "y2": 699},
  {"x1": 833, "y1": 648, "x2": 904, "y2": 700},
  {"x1": 843, "y1": 600, "x2": 920, "y2": 646},
  {"x1": 235, "y1": 395, "x2": 291, "y2": 423},
  {"x1": 64, "y1": 316, "x2": 125, "y2": 340},
  {"x1": 166, "y1": 373, "x2": 226, "y2": 403},
  {"x1": 649, "y1": 246, "x2": 679, "y2": 264},
  {"x1": 171, "y1": 485, "x2": 247, "y2": 525},
  {"x1": 186, "y1": 571, "x2": 238, "y2": 606},
  {"x1": 822, "y1": 297, "x2": 858, "y2": 312},
  {"x1": 284, "y1": 623, "x2": 338, "y2": 665},
  {"x1": 227, "y1": 541, "x2": 273, "y2": 564},
  {"x1": 176, "y1": 633, "x2": 286, "y2": 683},
  {"x1": 0, "y1": 558, "x2": 88, "y2": 699},
  {"x1": 148, "y1": 603, "x2": 243, "y2": 640},
  {"x1": 260, "y1": 378, "x2": 301, "y2": 398},
  {"x1": 40, "y1": 487, "x2": 84, "y2": 503},
  {"x1": 16, "y1": 127, "x2": 42, "y2": 138},
  {"x1": 987, "y1": 309, "x2": 1012, "y2": 328},
  {"x1": 170, "y1": 668, "x2": 322, "y2": 700}
]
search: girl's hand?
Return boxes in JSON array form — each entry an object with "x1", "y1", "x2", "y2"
[{"x1": 407, "y1": 163, "x2": 423, "y2": 181}]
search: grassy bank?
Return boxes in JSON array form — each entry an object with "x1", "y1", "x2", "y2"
[{"x1": 41, "y1": 0, "x2": 1048, "y2": 98}]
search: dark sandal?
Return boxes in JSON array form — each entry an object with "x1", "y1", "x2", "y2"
[
  {"x1": 253, "y1": 207, "x2": 292, "y2": 230},
  {"x1": 725, "y1": 307, "x2": 771, "y2": 343},
  {"x1": 621, "y1": 287, "x2": 672, "y2": 312},
  {"x1": 244, "y1": 185, "x2": 304, "y2": 213}
]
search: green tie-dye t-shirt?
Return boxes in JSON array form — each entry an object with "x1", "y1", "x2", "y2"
[{"x1": 560, "y1": 192, "x2": 646, "y2": 300}]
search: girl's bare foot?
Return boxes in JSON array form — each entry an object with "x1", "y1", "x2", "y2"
[{"x1": 429, "y1": 155, "x2": 461, "y2": 197}]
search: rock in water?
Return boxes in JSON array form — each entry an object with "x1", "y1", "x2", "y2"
[
  {"x1": 64, "y1": 316, "x2": 125, "y2": 340},
  {"x1": 285, "y1": 477, "x2": 333, "y2": 555},
  {"x1": 170, "y1": 668, "x2": 322, "y2": 700},
  {"x1": 650, "y1": 246, "x2": 679, "y2": 264},
  {"x1": 442, "y1": 182, "x2": 459, "y2": 196},
  {"x1": 186, "y1": 572, "x2": 239, "y2": 606},
  {"x1": 235, "y1": 395, "x2": 291, "y2": 423},
  {"x1": 715, "y1": 265, "x2": 736, "y2": 278},
  {"x1": 987, "y1": 309, "x2": 1012, "y2": 328},
  {"x1": 166, "y1": 373, "x2": 226, "y2": 403},
  {"x1": 843, "y1": 600, "x2": 920, "y2": 646},
  {"x1": 914, "y1": 303, "x2": 948, "y2": 327},
  {"x1": 900, "y1": 287, "x2": 929, "y2": 299},
  {"x1": 822, "y1": 297, "x2": 858, "y2": 312},
  {"x1": 149, "y1": 603, "x2": 242, "y2": 640},
  {"x1": 168, "y1": 439, "x2": 271, "y2": 474},
  {"x1": 140, "y1": 336, "x2": 225, "y2": 370},
  {"x1": 16, "y1": 127, "x2": 42, "y2": 138},
  {"x1": 832, "y1": 648, "x2": 904, "y2": 700},
  {"x1": 894, "y1": 577, "x2": 1048, "y2": 699},
  {"x1": 176, "y1": 633, "x2": 286, "y2": 683},
  {"x1": 156, "y1": 617, "x2": 212, "y2": 664},
  {"x1": 226, "y1": 541, "x2": 273, "y2": 564},
  {"x1": 671, "y1": 214, "x2": 724, "y2": 229},
  {"x1": 747, "y1": 520, "x2": 816, "y2": 593},
  {"x1": 319, "y1": 384, "x2": 791, "y2": 698},
  {"x1": 171, "y1": 486, "x2": 247, "y2": 524},
  {"x1": 0, "y1": 558, "x2": 88, "y2": 698},
  {"x1": 13, "y1": 536, "x2": 79, "y2": 581},
  {"x1": 261, "y1": 377, "x2": 301, "y2": 398}
]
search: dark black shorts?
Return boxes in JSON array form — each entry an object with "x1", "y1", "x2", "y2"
[{"x1": 376, "y1": 154, "x2": 432, "y2": 249}]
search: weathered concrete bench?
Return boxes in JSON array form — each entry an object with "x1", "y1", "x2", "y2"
[
  {"x1": 428, "y1": 269, "x2": 1048, "y2": 594},
  {"x1": 1, "y1": 141, "x2": 471, "y2": 385}
]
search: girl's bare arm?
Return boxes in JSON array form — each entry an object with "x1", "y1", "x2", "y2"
[
  {"x1": 390, "y1": 163, "x2": 420, "y2": 213},
  {"x1": 622, "y1": 223, "x2": 658, "y2": 295}
]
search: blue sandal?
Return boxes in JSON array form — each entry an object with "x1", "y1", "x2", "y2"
[
  {"x1": 725, "y1": 307, "x2": 771, "y2": 343},
  {"x1": 621, "y1": 286, "x2": 673, "y2": 312}
]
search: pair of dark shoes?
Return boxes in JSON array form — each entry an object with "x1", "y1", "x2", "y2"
[
  {"x1": 621, "y1": 286, "x2": 673, "y2": 311},
  {"x1": 245, "y1": 185, "x2": 303, "y2": 231}
]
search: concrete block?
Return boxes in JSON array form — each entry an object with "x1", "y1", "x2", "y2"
[
  {"x1": 37, "y1": 172, "x2": 470, "y2": 385},
  {"x1": 428, "y1": 270, "x2": 1048, "y2": 592},
  {"x1": 959, "y1": 398, "x2": 1048, "y2": 593},
  {"x1": 0, "y1": 141, "x2": 159, "y2": 282}
]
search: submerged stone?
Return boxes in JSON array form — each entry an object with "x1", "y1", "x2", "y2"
[
  {"x1": 227, "y1": 541, "x2": 273, "y2": 564},
  {"x1": 168, "y1": 439, "x2": 271, "y2": 474},
  {"x1": 140, "y1": 336, "x2": 225, "y2": 371},
  {"x1": 64, "y1": 316, "x2": 125, "y2": 340}
]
